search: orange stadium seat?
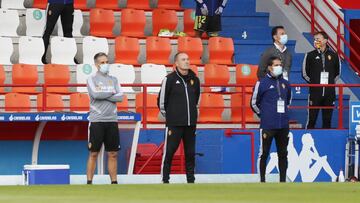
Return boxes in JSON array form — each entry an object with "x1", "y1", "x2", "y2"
[
  {"x1": 127, "y1": 0, "x2": 151, "y2": 10},
  {"x1": 115, "y1": 36, "x2": 140, "y2": 65},
  {"x1": 117, "y1": 94, "x2": 129, "y2": 112},
  {"x1": 33, "y1": 0, "x2": 47, "y2": 9},
  {"x1": 183, "y1": 9, "x2": 196, "y2": 37},
  {"x1": 231, "y1": 93, "x2": 257, "y2": 123},
  {"x1": 5, "y1": 93, "x2": 31, "y2": 112},
  {"x1": 146, "y1": 36, "x2": 171, "y2": 65},
  {"x1": 37, "y1": 94, "x2": 64, "y2": 111},
  {"x1": 178, "y1": 37, "x2": 203, "y2": 64},
  {"x1": 121, "y1": 8, "x2": 146, "y2": 38},
  {"x1": 95, "y1": 0, "x2": 120, "y2": 10},
  {"x1": 0, "y1": 65, "x2": 5, "y2": 93},
  {"x1": 74, "y1": 0, "x2": 88, "y2": 10},
  {"x1": 198, "y1": 93, "x2": 224, "y2": 123},
  {"x1": 70, "y1": 93, "x2": 90, "y2": 112},
  {"x1": 152, "y1": 9, "x2": 178, "y2": 36},
  {"x1": 12, "y1": 64, "x2": 38, "y2": 94},
  {"x1": 208, "y1": 37, "x2": 234, "y2": 65},
  {"x1": 157, "y1": 0, "x2": 182, "y2": 10},
  {"x1": 90, "y1": 8, "x2": 115, "y2": 38},
  {"x1": 236, "y1": 64, "x2": 258, "y2": 93},
  {"x1": 44, "y1": 64, "x2": 70, "y2": 93},
  {"x1": 203, "y1": 64, "x2": 230, "y2": 92},
  {"x1": 136, "y1": 93, "x2": 159, "y2": 122}
]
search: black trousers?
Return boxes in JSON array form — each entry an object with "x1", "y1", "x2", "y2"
[
  {"x1": 259, "y1": 128, "x2": 289, "y2": 182},
  {"x1": 307, "y1": 92, "x2": 335, "y2": 129},
  {"x1": 42, "y1": 3, "x2": 74, "y2": 60},
  {"x1": 162, "y1": 126, "x2": 196, "y2": 183}
]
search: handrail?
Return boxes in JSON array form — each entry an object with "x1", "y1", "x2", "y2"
[
  {"x1": 1, "y1": 83, "x2": 359, "y2": 129},
  {"x1": 285, "y1": 0, "x2": 360, "y2": 73}
]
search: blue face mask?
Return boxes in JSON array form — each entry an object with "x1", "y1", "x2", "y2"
[
  {"x1": 279, "y1": 34, "x2": 288, "y2": 45},
  {"x1": 99, "y1": 64, "x2": 110, "y2": 74},
  {"x1": 272, "y1": 65, "x2": 283, "y2": 77}
]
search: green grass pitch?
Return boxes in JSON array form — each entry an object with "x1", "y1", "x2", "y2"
[{"x1": 0, "y1": 183, "x2": 359, "y2": 203}]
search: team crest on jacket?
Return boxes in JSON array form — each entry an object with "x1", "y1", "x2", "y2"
[
  {"x1": 328, "y1": 55, "x2": 332, "y2": 60},
  {"x1": 190, "y1": 79, "x2": 194, "y2": 86},
  {"x1": 282, "y1": 83, "x2": 286, "y2": 89},
  {"x1": 168, "y1": 130, "x2": 172, "y2": 136},
  {"x1": 263, "y1": 133, "x2": 267, "y2": 139},
  {"x1": 88, "y1": 142, "x2": 92, "y2": 149}
]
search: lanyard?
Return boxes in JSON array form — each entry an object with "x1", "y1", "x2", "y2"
[{"x1": 276, "y1": 79, "x2": 282, "y2": 100}]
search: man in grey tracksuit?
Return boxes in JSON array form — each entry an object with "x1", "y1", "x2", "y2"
[{"x1": 86, "y1": 52, "x2": 123, "y2": 185}]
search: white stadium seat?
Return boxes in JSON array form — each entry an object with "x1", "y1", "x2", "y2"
[
  {"x1": 0, "y1": 37, "x2": 13, "y2": 65},
  {"x1": 18, "y1": 36, "x2": 44, "y2": 65},
  {"x1": 140, "y1": 63, "x2": 167, "y2": 93},
  {"x1": 109, "y1": 64, "x2": 135, "y2": 93},
  {"x1": 0, "y1": 9, "x2": 19, "y2": 36},
  {"x1": 1, "y1": 0, "x2": 25, "y2": 9},
  {"x1": 51, "y1": 37, "x2": 77, "y2": 65},
  {"x1": 82, "y1": 36, "x2": 109, "y2": 64},
  {"x1": 26, "y1": 9, "x2": 46, "y2": 37},
  {"x1": 76, "y1": 64, "x2": 97, "y2": 92},
  {"x1": 57, "y1": 9, "x2": 83, "y2": 37}
]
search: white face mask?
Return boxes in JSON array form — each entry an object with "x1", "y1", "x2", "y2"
[
  {"x1": 272, "y1": 65, "x2": 283, "y2": 77},
  {"x1": 99, "y1": 64, "x2": 110, "y2": 74},
  {"x1": 279, "y1": 34, "x2": 288, "y2": 45}
]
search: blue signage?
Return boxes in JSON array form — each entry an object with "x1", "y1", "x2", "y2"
[
  {"x1": 349, "y1": 101, "x2": 360, "y2": 137},
  {"x1": 0, "y1": 112, "x2": 141, "y2": 122}
]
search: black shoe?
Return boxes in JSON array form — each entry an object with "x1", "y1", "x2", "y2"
[
  {"x1": 87, "y1": 180, "x2": 92, "y2": 185},
  {"x1": 74, "y1": 58, "x2": 79, "y2": 64},
  {"x1": 111, "y1": 181, "x2": 118, "y2": 184},
  {"x1": 163, "y1": 180, "x2": 169, "y2": 184},
  {"x1": 41, "y1": 56, "x2": 48, "y2": 64}
]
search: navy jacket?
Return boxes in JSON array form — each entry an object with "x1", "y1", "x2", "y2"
[
  {"x1": 48, "y1": 0, "x2": 73, "y2": 4},
  {"x1": 251, "y1": 73, "x2": 292, "y2": 130},
  {"x1": 195, "y1": 0, "x2": 227, "y2": 16}
]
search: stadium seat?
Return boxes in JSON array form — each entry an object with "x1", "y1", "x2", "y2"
[
  {"x1": 70, "y1": 93, "x2": 90, "y2": 112},
  {"x1": 76, "y1": 64, "x2": 97, "y2": 92},
  {"x1": 109, "y1": 64, "x2": 135, "y2": 93},
  {"x1": 231, "y1": 93, "x2": 257, "y2": 122},
  {"x1": 120, "y1": 8, "x2": 146, "y2": 38},
  {"x1": 204, "y1": 64, "x2": 230, "y2": 92},
  {"x1": 90, "y1": 8, "x2": 115, "y2": 38},
  {"x1": 95, "y1": 0, "x2": 120, "y2": 10},
  {"x1": 146, "y1": 36, "x2": 172, "y2": 65},
  {"x1": 32, "y1": 0, "x2": 47, "y2": 9},
  {"x1": 183, "y1": 9, "x2": 196, "y2": 37},
  {"x1": 82, "y1": 36, "x2": 109, "y2": 64},
  {"x1": 0, "y1": 65, "x2": 5, "y2": 93},
  {"x1": 126, "y1": 0, "x2": 151, "y2": 10},
  {"x1": 115, "y1": 36, "x2": 140, "y2": 65},
  {"x1": 177, "y1": 37, "x2": 203, "y2": 64},
  {"x1": 57, "y1": 9, "x2": 83, "y2": 37},
  {"x1": 117, "y1": 94, "x2": 129, "y2": 111},
  {"x1": 198, "y1": 93, "x2": 224, "y2": 122},
  {"x1": 19, "y1": 36, "x2": 44, "y2": 65},
  {"x1": 236, "y1": 64, "x2": 258, "y2": 93},
  {"x1": 1, "y1": 0, "x2": 25, "y2": 9},
  {"x1": 26, "y1": 9, "x2": 46, "y2": 37},
  {"x1": 12, "y1": 64, "x2": 38, "y2": 94},
  {"x1": 0, "y1": 37, "x2": 13, "y2": 65},
  {"x1": 135, "y1": 93, "x2": 159, "y2": 122},
  {"x1": 5, "y1": 93, "x2": 31, "y2": 112},
  {"x1": 208, "y1": 37, "x2": 234, "y2": 65},
  {"x1": 74, "y1": 0, "x2": 88, "y2": 10},
  {"x1": 37, "y1": 94, "x2": 64, "y2": 111},
  {"x1": 50, "y1": 37, "x2": 77, "y2": 65},
  {"x1": 44, "y1": 64, "x2": 70, "y2": 93},
  {"x1": 152, "y1": 9, "x2": 178, "y2": 36},
  {"x1": 157, "y1": 0, "x2": 182, "y2": 10},
  {"x1": 140, "y1": 63, "x2": 167, "y2": 93},
  {"x1": 0, "y1": 9, "x2": 19, "y2": 37}
]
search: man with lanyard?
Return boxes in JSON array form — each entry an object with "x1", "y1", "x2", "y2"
[
  {"x1": 158, "y1": 52, "x2": 201, "y2": 184},
  {"x1": 86, "y1": 53, "x2": 124, "y2": 184},
  {"x1": 251, "y1": 56, "x2": 292, "y2": 182},
  {"x1": 302, "y1": 31, "x2": 341, "y2": 129},
  {"x1": 257, "y1": 26, "x2": 293, "y2": 80},
  {"x1": 194, "y1": 0, "x2": 228, "y2": 37}
]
